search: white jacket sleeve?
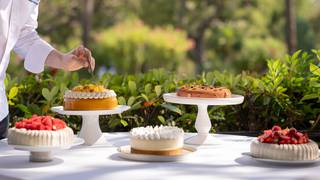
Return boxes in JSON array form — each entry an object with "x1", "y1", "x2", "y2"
[{"x1": 13, "y1": 5, "x2": 54, "y2": 74}]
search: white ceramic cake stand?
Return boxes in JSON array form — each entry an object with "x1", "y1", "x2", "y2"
[
  {"x1": 163, "y1": 93, "x2": 244, "y2": 145},
  {"x1": 51, "y1": 105, "x2": 130, "y2": 146},
  {"x1": 2, "y1": 137, "x2": 84, "y2": 162}
]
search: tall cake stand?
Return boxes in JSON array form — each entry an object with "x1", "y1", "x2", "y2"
[
  {"x1": 163, "y1": 93, "x2": 244, "y2": 145},
  {"x1": 2, "y1": 137, "x2": 84, "y2": 162},
  {"x1": 51, "y1": 105, "x2": 130, "y2": 146}
]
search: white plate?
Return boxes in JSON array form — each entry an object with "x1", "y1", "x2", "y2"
[
  {"x1": 163, "y1": 93, "x2": 244, "y2": 105},
  {"x1": 2, "y1": 137, "x2": 84, "y2": 152},
  {"x1": 242, "y1": 152, "x2": 320, "y2": 165},
  {"x1": 117, "y1": 145, "x2": 197, "y2": 162}
]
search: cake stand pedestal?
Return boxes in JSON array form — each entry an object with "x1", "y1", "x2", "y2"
[
  {"x1": 51, "y1": 105, "x2": 130, "y2": 146},
  {"x1": 2, "y1": 137, "x2": 84, "y2": 162},
  {"x1": 163, "y1": 93, "x2": 244, "y2": 145}
]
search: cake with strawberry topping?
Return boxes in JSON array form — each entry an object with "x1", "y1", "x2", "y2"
[
  {"x1": 177, "y1": 85, "x2": 231, "y2": 98},
  {"x1": 250, "y1": 125, "x2": 319, "y2": 161},
  {"x1": 7, "y1": 115, "x2": 74, "y2": 147},
  {"x1": 63, "y1": 84, "x2": 118, "y2": 110}
]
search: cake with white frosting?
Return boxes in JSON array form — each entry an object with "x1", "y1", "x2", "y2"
[
  {"x1": 63, "y1": 84, "x2": 118, "y2": 110},
  {"x1": 130, "y1": 126, "x2": 184, "y2": 155},
  {"x1": 250, "y1": 125, "x2": 319, "y2": 161},
  {"x1": 8, "y1": 115, "x2": 74, "y2": 147}
]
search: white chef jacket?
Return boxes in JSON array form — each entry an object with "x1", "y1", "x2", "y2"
[{"x1": 0, "y1": 0, "x2": 54, "y2": 121}]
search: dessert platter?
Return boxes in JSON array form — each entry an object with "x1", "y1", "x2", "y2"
[
  {"x1": 117, "y1": 126, "x2": 197, "y2": 162},
  {"x1": 163, "y1": 85, "x2": 244, "y2": 145},
  {"x1": 243, "y1": 125, "x2": 320, "y2": 165},
  {"x1": 51, "y1": 84, "x2": 130, "y2": 145},
  {"x1": 2, "y1": 115, "x2": 84, "y2": 162}
]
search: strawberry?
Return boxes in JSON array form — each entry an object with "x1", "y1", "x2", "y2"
[
  {"x1": 289, "y1": 128, "x2": 297, "y2": 135},
  {"x1": 279, "y1": 134, "x2": 290, "y2": 141},
  {"x1": 39, "y1": 124, "x2": 45, "y2": 130},
  {"x1": 291, "y1": 137, "x2": 298, "y2": 144},
  {"x1": 272, "y1": 125, "x2": 282, "y2": 131},
  {"x1": 264, "y1": 130, "x2": 272, "y2": 135},
  {"x1": 263, "y1": 137, "x2": 274, "y2": 143},
  {"x1": 282, "y1": 129, "x2": 289, "y2": 135},
  {"x1": 295, "y1": 132, "x2": 303, "y2": 138},
  {"x1": 279, "y1": 139, "x2": 290, "y2": 144}
]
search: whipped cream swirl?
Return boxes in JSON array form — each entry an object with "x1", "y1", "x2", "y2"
[
  {"x1": 64, "y1": 90, "x2": 117, "y2": 99},
  {"x1": 130, "y1": 125, "x2": 184, "y2": 140}
]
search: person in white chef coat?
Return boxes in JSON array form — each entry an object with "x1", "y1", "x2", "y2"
[{"x1": 0, "y1": 0, "x2": 95, "y2": 139}]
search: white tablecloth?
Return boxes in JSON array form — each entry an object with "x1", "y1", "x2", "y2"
[{"x1": 0, "y1": 133, "x2": 319, "y2": 180}]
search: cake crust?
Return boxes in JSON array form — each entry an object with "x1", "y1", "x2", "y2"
[
  {"x1": 64, "y1": 97, "x2": 118, "y2": 110},
  {"x1": 177, "y1": 85, "x2": 231, "y2": 98}
]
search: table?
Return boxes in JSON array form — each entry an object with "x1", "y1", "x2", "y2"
[{"x1": 0, "y1": 133, "x2": 319, "y2": 180}]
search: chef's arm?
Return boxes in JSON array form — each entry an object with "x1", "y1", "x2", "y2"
[
  {"x1": 13, "y1": 5, "x2": 93, "y2": 73},
  {"x1": 13, "y1": 5, "x2": 54, "y2": 73}
]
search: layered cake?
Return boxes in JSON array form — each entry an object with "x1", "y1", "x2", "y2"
[
  {"x1": 8, "y1": 115, "x2": 74, "y2": 147},
  {"x1": 130, "y1": 126, "x2": 184, "y2": 156},
  {"x1": 250, "y1": 125, "x2": 319, "y2": 161},
  {"x1": 63, "y1": 84, "x2": 118, "y2": 110},
  {"x1": 177, "y1": 85, "x2": 231, "y2": 98}
]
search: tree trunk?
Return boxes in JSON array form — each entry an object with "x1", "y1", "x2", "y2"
[
  {"x1": 285, "y1": 0, "x2": 297, "y2": 54},
  {"x1": 82, "y1": 0, "x2": 95, "y2": 47},
  {"x1": 193, "y1": 35, "x2": 205, "y2": 73}
]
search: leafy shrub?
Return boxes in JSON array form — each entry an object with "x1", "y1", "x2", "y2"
[
  {"x1": 93, "y1": 19, "x2": 194, "y2": 74},
  {"x1": 5, "y1": 50, "x2": 320, "y2": 133}
]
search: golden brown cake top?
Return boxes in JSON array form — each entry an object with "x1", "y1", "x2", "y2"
[
  {"x1": 177, "y1": 84, "x2": 232, "y2": 98},
  {"x1": 72, "y1": 84, "x2": 107, "y2": 93}
]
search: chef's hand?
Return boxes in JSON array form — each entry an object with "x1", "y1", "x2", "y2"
[{"x1": 45, "y1": 45, "x2": 95, "y2": 72}]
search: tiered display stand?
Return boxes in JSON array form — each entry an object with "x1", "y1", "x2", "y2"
[
  {"x1": 163, "y1": 93, "x2": 244, "y2": 145},
  {"x1": 51, "y1": 105, "x2": 130, "y2": 146}
]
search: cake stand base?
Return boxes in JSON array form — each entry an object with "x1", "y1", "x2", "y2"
[
  {"x1": 163, "y1": 93, "x2": 244, "y2": 146},
  {"x1": 51, "y1": 106, "x2": 130, "y2": 146},
  {"x1": 30, "y1": 152, "x2": 53, "y2": 162}
]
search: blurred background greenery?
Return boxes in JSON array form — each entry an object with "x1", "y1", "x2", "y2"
[
  {"x1": 7, "y1": 0, "x2": 320, "y2": 76},
  {"x1": 5, "y1": 0, "x2": 320, "y2": 133}
]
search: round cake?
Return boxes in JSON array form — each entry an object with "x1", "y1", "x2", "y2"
[
  {"x1": 130, "y1": 126, "x2": 184, "y2": 156},
  {"x1": 177, "y1": 85, "x2": 231, "y2": 98},
  {"x1": 7, "y1": 115, "x2": 74, "y2": 147},
  {"x1": 250, "y1": 126, "x2": 319, "y2": 161},
  {"x1": 63, "y1": 84, "x2": 118, "y2": 110}
]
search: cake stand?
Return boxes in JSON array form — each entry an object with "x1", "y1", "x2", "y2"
[
  {"x1": 2, "y1": 137, "x2": 84, "y2": 162},
  {"x1": 51, "y1": 105, "x2": 130, "y2": 146},
  {"x1": 163, "y1": 93, "x2": 244, "y2": 145}
]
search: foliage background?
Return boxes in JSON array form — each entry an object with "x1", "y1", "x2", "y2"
[{"x1": 4, "y1": 0, "x2": 320, "y2": 133}]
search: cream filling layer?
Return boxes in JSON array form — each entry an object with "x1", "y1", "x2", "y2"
[{"x1": 130, "y1": 136, "x2": 184, "y2": 151}]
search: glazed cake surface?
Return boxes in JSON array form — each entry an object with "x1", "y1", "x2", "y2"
[{"x1": 177, "y1": 85, "x2": 231, "y2": 98}]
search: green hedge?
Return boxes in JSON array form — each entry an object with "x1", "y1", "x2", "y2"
[
  {"x1": 93, "y1": 19, "x2": 194, "y2": 74},
  {"x1": 5, "y1": 50, "x2": 320, "y2": 133}
]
